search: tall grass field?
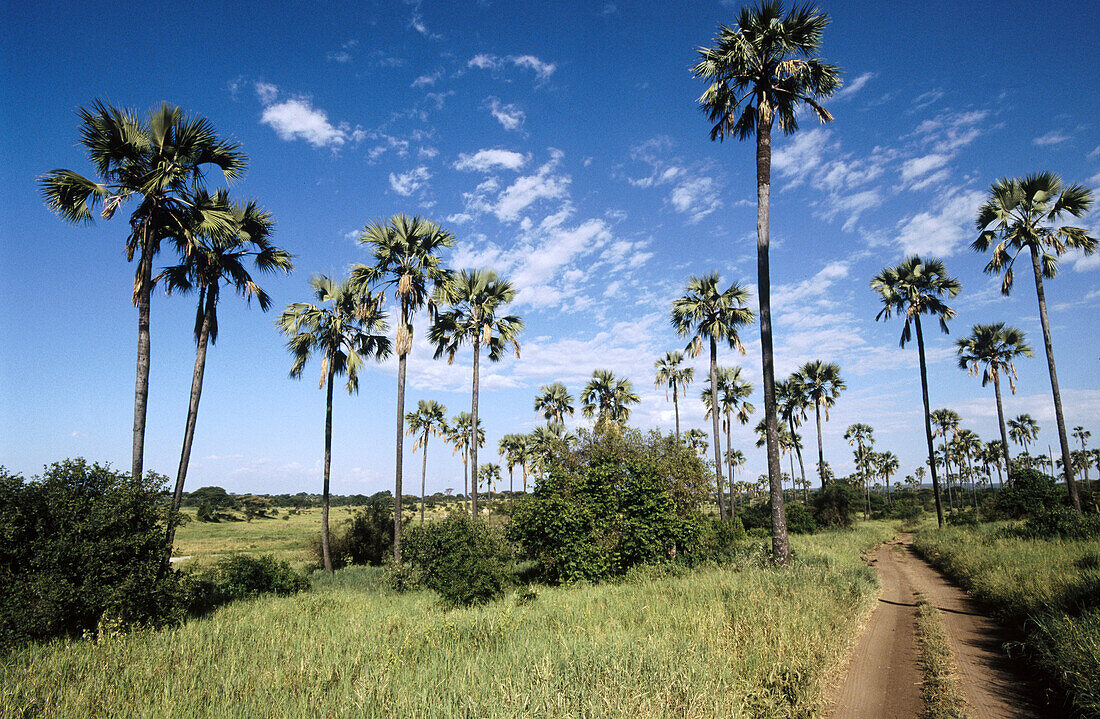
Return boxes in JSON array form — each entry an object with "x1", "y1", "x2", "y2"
[
  {"x1": 1, "y1": 523, "x2": 895, "y2": 719},
  {"x1": 914, "y1": 523, "x2": 1100, "y2": 718}
]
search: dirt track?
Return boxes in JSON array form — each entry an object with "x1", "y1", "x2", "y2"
[{"x1": 825, "y1": 536, "x2": 1042, "y2": 719}]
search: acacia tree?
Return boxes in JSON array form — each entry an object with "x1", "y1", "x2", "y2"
[
  {"x1": 692, "y1": 0, "x2": 839, "y2": 562},
  {"x1": 872, "y1": 256, "x2": 959, "y2": 527},
  {"x1": 353, "y1": 214, "x2": 453, "y2": 560},
  {"x1": 955, "y1": 323, "x2": 1033, "y2": 472},
  {"x1": 534, "y1": 382, "x2": 574, "y2": 425},
  {"x1": 655, "y1": 351, "x2": 695, "y2": 439},
  {"x1": 974, "y1": 172, "x2": 1095, "y2": 511},
  {"x1": 429, "y1": 269, "x2": 523, "y2": 519},
  {"x1": 41, "y1": 101, "x2": 247, "y2": 483},
  {"x1": 277, "y1": 275, "x2": 390, "y2": 573},
  {"x1": 581, "y1": 370, "x2": 641, "y2": 434},
  {"x1": 405, "y1": 400, "x2": 448, "y2": 524},
  {"x1": 672, "y1": 274, "x2": 755, "y2": 522},
  {"x1": 157, "y1": 191, "x2": 292, "y2": 569},
  {"x1": 794, "y1": 360, "x2": 845, "y2": 487}
]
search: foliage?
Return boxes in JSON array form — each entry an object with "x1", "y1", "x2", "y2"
[
  {"x1": 184, "y1": 554, "x2": 309, "y2": 615},
  {"x1": 312, "y1": 500, "x2": 401, "y2": 569},
  {"x1": 784, "y1": 502, "x2": 817, "y2": 534},
  {"x1": 996, "y1": 468, "x2": 1063, "y2": 518},
  {"x1": 811, "y1": 481, "x2": 861, "y2": 528},
  {"x1": 1019, "y1": 507, "x2": 1100, "y2": 541},
  {"x1": 183, "y1": 486, "x2": 239, "y2": 509},
  {"x1": 884, "y1": 496, "x2": 924, "y2": 521},
  {"x1": 0, "y1": 461, "x2": 180, "y2": 646},
  {"x1": 400, "y1": 515, "x2": 512, "y2": 606},
  {"x1": 507, "y1": 429, "x2": 709, "y2": 583}
]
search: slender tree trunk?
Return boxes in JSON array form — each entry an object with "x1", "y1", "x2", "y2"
[
  {"x1": 522, "y1": 463, "x2": 528, "y2": 493},
  {"x1": 992, "y1": 373, "x2": 1013, "y2": 472},
  {"x1": 1030, "y1": 248, "x2": 1081, "y2": 511},
  {"x1": 726, "y1": 417, "x2": 734, "y2": 514},
  {"x1": 789, "y1": 414, "x2": 808, "y2": 501},
  {"x1": 915, "y1": 317, "x2": 945, "y2": 527},
  {"x1": 462, "y1": 455, "x2": 468, "y2": 513},
  {"x1": 322, "y1": 361, "x2": 335, "y2": 575},
  {"x1": 470, "y1": 340, "x2": 481, "y2": 519},
  {"x1": 420, "y1": 434, "x2": 428, "y2": 525},
  {"x1": 132, "y1": 229, "x2": 153, "y2": 483},
  {"x1": 393, "y1": 298, "x2": 414, "y2": 562},
  {"x1": 756, "y1": 120, "x2": 790, "y2": 563},
  {"x1": 509, "y1": 466, "x2": 514, "y2": 512},
  {"x1": 943, "y1": 441, "x2": 955, "y2": 512},
  {"x1": 815, "y1": 403, "x2": 826, "y2": 485},
  {"x1": 673, "y1": 386, "x2": 681, "y2": 440},
  {"x1": 161, "y1": 289, "x2": 214, "y2": 575},
  {"x1": 708, "y1": 336, "x2": 727, "y2": 521},
  {"x1": 996, "y1": 461, "x2": 1003, "y2": 490}
]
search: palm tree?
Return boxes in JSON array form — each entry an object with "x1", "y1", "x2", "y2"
[
  {"x1": 478, "y1": 463, "x2": 501, "y2": 519},
  {"x1": 429, "y1": 269, "x2": 523, "y2": 519},
  {"x1": 277, "y1": 275, "x2": 391, "y2": 573},
  {"x1": 1008, "y1": 414, "x2": 1040, "y2": 456},
  {"x1": 974, "y1": 173, "x2": 1095, "y2": 511},
  {"x1": 534, "y1": 382, "x2": 575, "y2": 425},
  {"x1": 450, "y1": 412, "x2": 485, "y2": 512},
  {"x1": 405, "y1": 400, "x2": 448, "y2": 524},
  {"x1": 844, "y1": 424, "x2": 874, "y2": 518},
  {"x1": 672, "y1": 273, "x2": 755, "y2": 522},
  {"x1": 776, "y1": 377, "x2": 809, "y2": 496},
  {"x1": 353, "y1": 214, "x2": 454, "y2": 561},
  {"x1": 954, "y1": 429, "x2": 982, "y2": 512},
  {"x1": 528, "y1": 422, "x2": 572, "y2": 479},
  {"x1": 880, "y1": 451, "x2": 899, "y2": 502},
  {"x1": 985, "y1": 440, "x2": 1007, "y2": 489},
  {"x1": 692, "y1": 0, "x2": 839, "y2": 562},
  {"x1": 793, "y1": 360, "x2": 845, "y2": 487},
  {"x1": 157, "y1": 191, "x2": 292, "y2": 569},
  {"x1": 871, "y1": 256, "x2": 960, "y2": 527},
  {"x1": 955, "y1": 323, "x2": 1033, "y2": 471},
  {"x1": 499, "y1": 433, "x2": 528, "y2": 509},
  {"x1": 655, "y1": 351, "x2": 695, "y2": 439},
  {"x1": 930, "y1": 409, "x2": 962, "y2": 512},
  {"x1": 708, "y1": 366, "x2": 755, "y2": 505},
  {"x1": 685, "y1": 428, "x2": 710, "y2": 458},
  {"x1": 1073, "y1": 426, "x2": 1091, "y2": 484},
  {"x1": 41, "y1": 101, "x2": 248, "y2": 483},
  {"x1": 755, "y1": 418, "x2": 798, "y2": 496},
  {"x1": 727, "y1": 449, "x2": 747, "y2": 511},
  {"x1": 581, "y1": 369, "x2": 641, "y2": 434}
]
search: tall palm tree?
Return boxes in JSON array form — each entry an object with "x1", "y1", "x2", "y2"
[
  {"x1": 793, "y1": 360, "x2": 845, "y2": 487},
  {"x1": 41, "y1": 100, "x2": 247, "y2": 483},
  {"x1": 844, "y1": 423, "x2": 874, "y2": 516},
  {"x1": 974, "y1": 172, "x2": 1095, "y2": 511},
  {"x1": 1073, "y1": 426, "x2": 1091, "y2": 483},
  {"x1": 277, "y1": 275, "x2": 391, "y2": 574},
  {"x1": 450, "y1": 412, "x2": 485, "y2": 512},
  {"x1": 405, "y1": 400, "x2": 448, "y2": 524},
  {"x1": 955, "y1": 323, "x2": 1033, "y2": 471},
  {"x1": 353, "y1": 214, "x2": 454, "y2": 560},
  {"x1": 776, "y1": 377, "x2": 809, "y2": 494},
  {"x1": 692, "y1": 0, "x2": 839, "y2": 562},
  {"x1": 581, "y1": 369, "x2": 641, "y2": 434},
  {"x1": 157, "y1": 191, "x2": 291, "y2": 569},
  {"x1": 930, "y1": 408, "x2": 962, "y2": 512},
  {"x1": 685, "y1": 429, "x2": 710, "y2": 458},
  {"x1": 880, "y1": 451, "x2": 899, "y2": 502},
  {"x1": 954, "y1": 429, "x2": 982, "y2": 512},
  {"x1": 727, "y1": 449, "x2": 747, "y2": 510},
  {"x1": 985, "y1": 440, "x2": 1007, "y2": 489},
  {"x1": 429, "y1": 269, "x2": 523, "y2": 519},
  {"x1": 655, "y1": 351, "x2": 695, "y2": 439},
  {"x1": 871, "y1": 255, "x2": 960, "y2": 527},
  {"x1": 478, "y1": 463, "x2": 501, "y2": 519},
  {"x1": 528, "y1": 422, "x2": 573, "y2": 479},
  {"x1": 755, "y1": 419, "x2": 798, "y2": 496},
  {"x1": 672, "y1": 273, "x2": 755, "y2": 522},
  {"x1": 499, "y1": 433, "x2": 528, "y2": 509},
  {"x1": 703, "y1": 366, "x2": 756, "y2": 503},
  {"x1": 534, "y1": 382, "x2": 575, "y2": 425},
  {"x1": 1008, "y1": 414, "x2": 1040, "y2": 456}
]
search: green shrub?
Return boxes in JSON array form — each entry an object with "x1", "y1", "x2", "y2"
[
  {"x1": 812, "y1": 481, "x2": 860, "y2": 528},
  {"x1": 884, "y1": 496, "x2": 924, "y2": 521},
  {"x1": 996, "y1": 468, "x2": 1062, "y2": 519},
  {"x1": 0, "y1": 460, "x2": 181, "y2": 646},
  {"x1": 784, "y1": 502, "x2": 817, "y2": 534},
  {"x1": 311, "y1": 499, "x2": 401, "y2": 569},
  {"x1": 401, "y1": 515, "x2": 512, "y2": 606},
  {"x1": 184, "y1": 554, "x2": 309, "y2": 614},
  {"x1": 1019, "y1": 507, "x2": 1100, "y2": 540}
]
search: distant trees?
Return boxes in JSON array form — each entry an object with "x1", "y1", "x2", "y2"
[
  {"x1": 1008, "y1": 414, "x2": 1040, "y2": 456},
  {"x1": 655, "y1": 351, "x2": 695, "y2": 438},
  {"x1": 277, "y1": 275, "x2": 391, "y2": 574},
  {"x1": 405, "y1": 400, "x2": 448, "y2": 524},
  {"x1": 793, "y1": 360, "x2": 845, "y2": 487}
]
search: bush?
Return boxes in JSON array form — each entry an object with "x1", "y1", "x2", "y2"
[
  {"x1": 1018, "y1": 507, "x2": 1100, "y2": 540},
  {"x1": 183, "y1": 554, "x2": 309, "y2": 614},
  {"x1": 884, "y1": 496, "x2": 924, "y2": 521},
  {"x1": 401, "y1": 515, "x2": 512, "y2": 606},
  {"x1": 812, "y1": 481, "x2": 861, "y2": 528},
  {"x1": 0, "y1": 460, "x2": 179, "y2": 646},
  {"x1": 996, "y1": 468, "x2": 1063, "y2": 519},
  {"x1": 311, "y1": 499, "x2": 401, "y2": 569},
  {"x1": 784, "y1": 502, "x2": 817, "y2": 534}
]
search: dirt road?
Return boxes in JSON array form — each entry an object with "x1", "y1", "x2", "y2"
[{"x1": 825, "y1": 536, "x2": 1042, "y2": 719}]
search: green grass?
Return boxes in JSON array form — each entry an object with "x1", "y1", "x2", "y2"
[
  {"x1": 1, "y1": 522, "x2": 895, "y2": 719},
  {"x1": 914, "y1": 594, "x2": 969, "y2": 719},
  {"x1": 913, "y1": 522, "x2": 1100, "y2": 718}
]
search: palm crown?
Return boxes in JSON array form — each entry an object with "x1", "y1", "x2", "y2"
[
  {"x1": 581, "y1": 369, "x2": 640, "y2": 429},
  {"x1": 405, "y1": 400, "x2": 448, "y2": 451},
  {"x1": 793, "y1": 360, "x2": 845, "y2": 419},
  {"x1": 955, "y1": 323, "x2": 1032, "y2": 393},
  {"x1": 871, "y1": 256, "x2": 961, "y2": 346},
  {"x1": 671, "y1": 274, "x2": 755, "y2": 356},
  {"x1": 534, "y1": 382, "x2": 575, "y2": 425},
  {"x1": 429, "y1": 269, "x2": 523, "y2": 363}
]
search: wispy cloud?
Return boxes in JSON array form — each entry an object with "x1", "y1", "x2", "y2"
[
  {"x1": 454, "y1": 149, "x2": 528, "y2": 172},
  {"x1": 891, "y1": 188, "x2": 985, "y2": 256},
  {"x1": 835, "y1": 71, "x2": 874, "y2": 101},
  {"x1": 326, "y1": 39, "x2": 357, "y2": 63},
  {"x1": 488, "y1": 99, "x2": 525, "y2": 130},
  {"x1": 389, "y1": 166, "x2": 431, "y2": 196},
  {"x1": 468, "y1": 54, "x2": 557, "y2": 81},
  {"x1": 1033, "y1": 131, "x2": 1069, "y2": 146}
]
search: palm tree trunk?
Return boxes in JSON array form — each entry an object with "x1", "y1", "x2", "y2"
[
  {"x1": 914, "y1": 316, "x2": 945, "y2": 527},
  {"x1": 394, "y1": 302, "x2": 412, "y2": 563},
  {"x1": 522, "y1": 463, "x2": 528, "y2": 493},
  {"x1": 708, "y1": 336, "x2": 727, "y2": 521},
  {"x1": 943, "y1": 442, "x2": 955, "y2": 512},
  {"x1": 992, "y1": 373, "x2": 1012, "y2": 472},
  {"x1": 462, "y1": 455, "x2": 468, "y2": 512},
  {"x1": 756, "y1": 120, "x2": 790, "y2": 563},
  {"x1": 161, "y1": 288, "x2": 214, "y2": 574},
  {"x1": 132, "y1": 229, "x2": 153, "y2": 483},
  {"x1": 726, "y1": 416, "x2": 734, "y2": 514},
  {"x1": 673, "y1": 385, "x2": 681, "y2": 439},
  {"x1": 420, "y1": 435, "x2": 428, "y2": 525},
  {"x1": 815, "y1": 403, "x2": 826, "y2": 485},
  {"x1": 509, "y1": 467, "x2": 514, "y2": 512},
  {"x1": 322, "y1": 361, "x2": 335, "y2": 575},
  {"x1": 470, "y1": 340, "x2": 481, "y2": 519},
  {"x1": 1030, "y1": 248, "x2": 1081, "y2": 511},
  {"x1": 789, "y1": 415, "x2": 807, "y2": 500}
]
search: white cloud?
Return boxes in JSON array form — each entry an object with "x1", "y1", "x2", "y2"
[
  {"x1": 488, "y1": 99, "x2": 525, "y2": 130},
  {"x1": 254, "y1": 82, "x2": 279, "y2": 105},
  {"x1": 900, "y1": 153, "x2": 951, "y2": 183},
  {"x1": 892, "y1": 189, "x2": 985, "y2": 256},
  {"x1": 260, "y1": 98, "x2": 348, "y2": 148},
  {"x1": 326, "y1": 40, "x2": 357, "y2": 63},
  {"x1": 411, "y1": 72, "x2": 442, "y2": 88},
  {"x1": 468, "y1": 54, "x2": 557, "y2": 81},
  {"x1": 835, "y1": 72, "x2": 874, "y2": 100},
  {"x1": 468, "y1": 54, "x2": 502, "y2": 71},
  {"x1": 669, "y1": 175, "x2": 722, "y2": 223},
  {"x1": 494, "y1": 152, "x2": 570, "y2": 221},
  {"x1": 1033, "y1": 131, "x2": 1069, "y2": 146},
  {"x1": 454, "y1": 149, "x2": 528, "y2": 172},
  {"x1": 388, "y1": 166, "x2": 431, "y2": 196}
]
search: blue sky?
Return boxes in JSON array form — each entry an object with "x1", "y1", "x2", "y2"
[{"x1": 2, "y1": 0, "x2": 1099, "y2": 495}]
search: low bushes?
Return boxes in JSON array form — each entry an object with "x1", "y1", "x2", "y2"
[
  {"x1": 184, "y1": 555, "x2": 309, "y2": 615},
  {"x1": 311, "y1": 500, "x2": 401, "y2": 569},
  {"x1": 398, "y1": 514, "x2": 512, "y2": 606}
]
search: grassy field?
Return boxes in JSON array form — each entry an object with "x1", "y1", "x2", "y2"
[
  {"x1": 1, "y1": 522, "x2": 896, "y2": 719},
  {"x1": 913, "y1": 523, "x2": 1100, "y2": 718}
]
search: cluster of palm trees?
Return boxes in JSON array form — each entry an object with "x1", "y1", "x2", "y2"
[
  {"x1": 278, "y1": 217, "x2": 524, "y2": 571},
  {"x1": 41, "y1": 102, "x2": 294, "y2": 569}
]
